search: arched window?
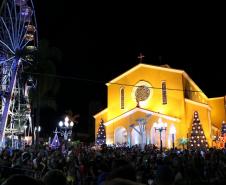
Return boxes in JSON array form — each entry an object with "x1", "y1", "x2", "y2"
[
  {"x1": 131, "y1": 125, "x2": 142, "y2": 145},
  {"x1": 114, "y1": 127, "x2": 127, "y2": 145},
  {"x1": 120, "y1": 87, "x2": 125, "y2": 109},
  {"x1": 162, "y1": 81, "x2": 167, "y2": 104}
]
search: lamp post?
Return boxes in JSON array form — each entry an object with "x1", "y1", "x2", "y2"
[
  {"x1": 58, "y1": 116, "x2": 74, "y2": 141},
  {"x1": 23, "y1": 125, "x2": 28, "y2": 138},
  {"x1": 23, "y1": 125, "x2": 28, "y2": 146},
  {"x1": 170, "y1": 125, "x2": 176, "y2": 149},
  {"x1": 153, "y1": 118, "x2": 167, "y2": 153},
  {"x1": 34, "y1": 126, "x2": 41, "y2": 145}
]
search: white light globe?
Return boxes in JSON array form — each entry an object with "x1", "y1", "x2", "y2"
[
  {"x1": 170, "y1": 126, "x2": 176, "y2": 134},
  {"x1": 59, "y1": 121, "x2": 63, "y2": 127},
  {"x1": 65, "y1": 121, "x2": 69, "y2": 127},
  {"x1": 70, "y1": 121, "x2": 74, "y2": 127},
  {"x1": 65, "y1": 116, "x2": 69, "y2": 123},
  {"x1": 164, "y1": 122, "x2": 167, "y2": 128}
]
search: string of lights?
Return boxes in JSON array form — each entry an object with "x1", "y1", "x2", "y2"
[{"x1": 23, "y1": 71, "x2": 203, "y2": 93}]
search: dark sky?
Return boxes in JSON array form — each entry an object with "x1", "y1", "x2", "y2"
[{"x1": 35, "y1": 2, "x2": 226, "y2": 137}]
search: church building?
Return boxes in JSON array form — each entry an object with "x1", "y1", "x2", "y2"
[{"x1": 94, "y1": 63, "x2": 226, "y2": 149}]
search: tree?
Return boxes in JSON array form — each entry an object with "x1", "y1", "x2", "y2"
[
  {"x1": 27, "y1": 40, "x2": 62, "y2": 137},
  {"x1": 65, "y1": 110, "x2": 79, "y2": 124},
  {"x1": 30, "y1": 39, "x2": 62, "y2": 111},
  {"x1": 96, "y1": 119, "x2": 106, "y2": 145},
  {"x1": 65, "y1": 110, "x2": 79, "y2": 140},
  {"x1": 188, "y1": 111, "x2": 208, "y2": 150},
  {"x1": 178, "y1": 138, "x2": 188, "y2": 150}
]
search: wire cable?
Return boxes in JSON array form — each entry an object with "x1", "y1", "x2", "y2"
[{"x1": 23, "y1": 71, "x2": 203, "y2": 93}]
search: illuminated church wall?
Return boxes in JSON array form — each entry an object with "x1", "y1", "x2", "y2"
[
  {"x1": 208, "y1": 97, "x2": 226, "y2": 129},
  {"x1": 94, "y1": 64, "x2": 226, "y2": 148},
  {"x1": 107, "y1": 65, "x2": 185, "y2": 120},
  {"x1": 182, "y1": 76, "x2": 208, "y2": 104}
]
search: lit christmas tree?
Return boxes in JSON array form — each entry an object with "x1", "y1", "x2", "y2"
[
  {"x1": 96, "y1": 119, "x2": 106, "y2": 145},
  {"x1": 221, "y1": 121, "x2": 226, "y2": 136},
  {"x1": 51, "y1": 128, "x2": 60, "y2": 149},
  {"x1": 188, "y1": 111, "x2": 208, "y2": 150}
]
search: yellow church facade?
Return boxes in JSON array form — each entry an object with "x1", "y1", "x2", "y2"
[{"x1": 94, "y1": 63, "x2": 226, "y2": 148}]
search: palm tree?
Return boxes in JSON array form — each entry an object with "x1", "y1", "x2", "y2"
[
  {"x1": 65, "y1": 110, "x2": 79, "y2": 124},
  {"x1": 178, "y1": 138, "x2": 189, "y2": 150},
  {"x1": 30, "y1": 39, "x2": 62, "y2": 111},
  {"x1": 27, "y1": 39, "x2": 62, "y2": 142}
]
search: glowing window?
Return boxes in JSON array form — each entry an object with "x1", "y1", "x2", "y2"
[
  {"x1": 162, "y1": 81, "x2": 167, "y2": 104},
  {"x1": 120, "y1": 87, "x2": 125, "y2": 109}
]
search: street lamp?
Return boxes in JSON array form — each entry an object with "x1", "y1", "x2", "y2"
[
  {"x1": 34, "y1": 126, "x2": 41, "y2": 145},
  {"x1": 153, "y1": 118, "x2": 167, "y2": 153},
  {"x1": 170, "y1": 125, "x2": 176, "y2": 149},
  {"x1": 35, "y1": 126, "x2": 41, "y2": 132},
  {"x1": 58, "y1": 116, "x2": 74, "y2": 141}
]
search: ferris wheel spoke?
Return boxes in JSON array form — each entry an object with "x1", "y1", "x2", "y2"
[
  {"x1": 17, "y1": 5, "x2": 33, "y2": 48},
  {"x1": 17, "y1": 17, "x2": 27, "y2": 48},
  {"x1": 0, "y1": 39, "x2": 15, "y2": 54},
  {"x1": 0, "y1": 17, "x2": 15, "y2": 51},
  {"x1": 12, "y1": 0, "x2": 18, "y2": 47},
  {"x1": 20, "y1": 39, "x2": 30, "y2": 49},
  {"x1": 30, "y1": 0, "x2": 38, "y2": 46},
  {"x1": 21, "y1": 58, "x2": 31, "y2": 65},
  {"x1": 19, "y1": 28, "x2": 29, "y2": 48},
  {"x1": 16, "y1": 4, "x2": 22, "y2": 48},
  {"x1": 0, "y1": 56, "x2": 15, "y2": 65},
  {"x1": 7, "y1": 3, "x2": 16, "y2": 49}
]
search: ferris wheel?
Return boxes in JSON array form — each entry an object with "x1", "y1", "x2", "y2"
[{"x1": 0, "y1": 0, "x2": 38, "y2": 147}]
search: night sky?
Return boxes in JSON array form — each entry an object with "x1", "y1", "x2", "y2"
[{"x1": 34, "y1": 2, "x2": 226, "y2": 139}]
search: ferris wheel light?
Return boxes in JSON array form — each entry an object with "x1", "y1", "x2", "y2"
[
  {"x1": 25, "y1": 46, "x2": 36, "y2": 51},
  {"x1": 25, "y1": 25, "x2": 36, "y2": 32},
  {"x1": 15, "y1": 0, "x2": 28, "y2": 6},
  {"x1": 21, "y1": 6, "x2": 33, "y2": 16},
  {"x1": 24, "y1": 34, "x2": 34, "y2": 41}
]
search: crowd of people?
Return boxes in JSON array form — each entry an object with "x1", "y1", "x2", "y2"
[{"x1": 0, "y1": 143, "x2": 226, "y2": 185}]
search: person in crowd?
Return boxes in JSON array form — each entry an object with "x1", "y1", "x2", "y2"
[
  {"x1": 1, "y1": 143, "x2": 226, "y2": 185},
  {"x1": 1, "y1": 174, "x2": 44, "y2": 185},
  {"x1": 42, "y1": 169, "x2": 67, "y2": 185}
]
